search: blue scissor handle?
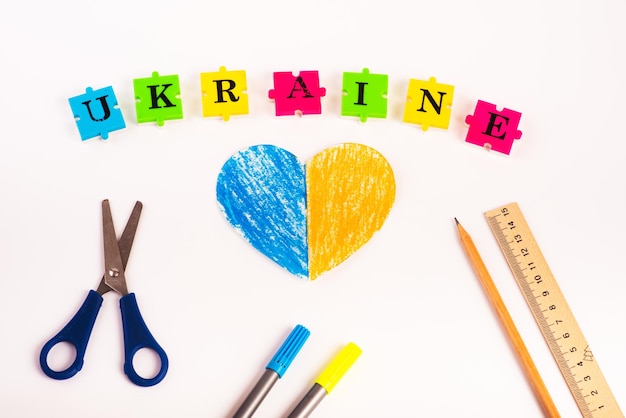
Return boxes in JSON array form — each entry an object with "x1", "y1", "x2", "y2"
[
  {"x1": 40, "y1": 290, "x2": 103, "y2": 380},
  {"x1": 119, "y1": 293, "x2": 168, "y2": 387}
]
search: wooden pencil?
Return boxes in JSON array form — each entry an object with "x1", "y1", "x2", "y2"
[{"x1": 455, "y1": 218, "x2": 560, "y2": 418}]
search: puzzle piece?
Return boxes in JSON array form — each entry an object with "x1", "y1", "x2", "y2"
[
  {"x1": 341, "y1": 68, "x2": 388, "y2": 122},
  {"x1": 268, "y1": 71, "x2": 326, "y2": 116},
  {"x1": 68, "y1": 86, "x2": 125, "y2": 141},
  {"x1": 465, "y1": 100, "x2": 522, "y2": 155},
  {"x1": 133, "y1": 71, "x2": 183, "y2": 126},
  {"x1": 200, "y1": 66, "x2": 248, "y2": 121},
  {"x1": 403, "y1": 77, "x2": 454, "y2": 131}
]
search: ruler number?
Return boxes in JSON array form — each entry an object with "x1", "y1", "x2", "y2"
[
  {"x1": 487, "y1": 203, "x2": 624, "y2": 417},
  {"x1": 555, "y1": 331, "x2": 571, "y2": 341}
]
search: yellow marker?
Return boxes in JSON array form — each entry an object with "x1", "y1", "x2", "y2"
[
  {"x1": 306, "y1": 143, "x2": 395, "y2": 280},
  {"x1": 287, "y1": 343, "x2": 361, "y2": 418}
]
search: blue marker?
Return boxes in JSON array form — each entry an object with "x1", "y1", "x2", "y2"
[{"x1": 232, "y1": 324, "x2": 310, "y2": 418}]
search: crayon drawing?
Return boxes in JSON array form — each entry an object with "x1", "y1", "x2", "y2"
[
  {"x1": 216, "y1": 143, "x2": 396, "y2": 280},
  {"x1": 306, "y1": 143, "x2": 396, "y2": 280},
  {"x1": 216, "y1": 145, "x2": 309, "y2": 277}
]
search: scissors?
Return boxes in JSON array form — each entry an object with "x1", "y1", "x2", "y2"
[{"x1": 39, "y1": 200, "x2": 168, "y2": 387}]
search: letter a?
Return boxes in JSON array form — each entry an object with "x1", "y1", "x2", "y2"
[
  {"x1": 287, "y1": 76, "x2": 314, "y2": 99},
  {"x1": 268, "y1": 71, "x2": 326, "y2": 116}
]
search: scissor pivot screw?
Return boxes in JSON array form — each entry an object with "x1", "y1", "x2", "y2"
[{"x1": 108, "y1": 268, "x2": 120, "y2": 278}]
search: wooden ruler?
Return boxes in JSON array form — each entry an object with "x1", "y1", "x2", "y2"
[{"x1": 485, "y1": 202, "x2": 623, "y2": 418}]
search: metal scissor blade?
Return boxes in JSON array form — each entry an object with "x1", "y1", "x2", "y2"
[
  {"x1": 100, "y1": 200, "x2": 142, "y2": 296},
  {"x1": 97, "y1": 200, "x2": 143, "y2": 295},
  {"x1": 117, "y1": 201, "x2": 143, "y2": 269}
]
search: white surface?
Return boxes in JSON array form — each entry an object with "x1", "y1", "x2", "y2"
[{"x1": 1, "y1": 1, "x2": 625, "y2": 417}]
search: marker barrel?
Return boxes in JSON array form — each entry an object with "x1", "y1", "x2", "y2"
[
  {"x1": 287, "y1": 383, "x2": 327, "y2": 418},
  {"x1": 287, "y1": 343, "x2": 361, "y2": 418},
  {"x1": 231, "y1": 325, "x2": 310, "y2": 418},
  {"x1": 232, "y1": 369, "x2": 279, "y2": 418}
]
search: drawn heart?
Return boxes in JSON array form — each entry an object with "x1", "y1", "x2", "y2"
[{"x1": 216, "y1": 143, "x2": 396, "y2": 280}]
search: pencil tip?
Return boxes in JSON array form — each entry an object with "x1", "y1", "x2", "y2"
[{"x1": 454, "y1": 217, "x2": 459, "y2": 225}]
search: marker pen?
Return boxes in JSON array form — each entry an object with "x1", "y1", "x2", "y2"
[
  {"x1": 232, "y1": 324, "x2": 310, "y2": 418},
  {"x1": 287, "y1": 342, "x2": 361, "y2": 418}
]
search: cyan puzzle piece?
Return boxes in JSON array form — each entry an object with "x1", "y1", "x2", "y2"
[
  {"x1": 68, "y1": 86, "x2": 125, "y2": 141},
  {"x1": 200, "y1": 66, "x2": 248, "y2": 121},
  {"x1": 465, "y1": 100, "x2": 522, "y2": 155},
  {"x1": 403, "y1": 77, "x2": 454, "y2": 131},
  {"x1": 268, "y1": 71, "x2": 326, "y2": 116},
  {"x1": 341, "y1": 68, "x2": 388, "y2": 122},
  {"x1": 133, "y1": 71, "x2": 183, "y2": 126}
]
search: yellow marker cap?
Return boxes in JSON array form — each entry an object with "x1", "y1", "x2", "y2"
[{"x1": 315, "y1": 342, "x2": 362, "y2": 394}]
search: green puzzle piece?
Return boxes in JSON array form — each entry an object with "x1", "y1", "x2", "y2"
[
  {"x1": 133, "y1": 71, "x2": 183, "y2": 126},
  {"x1": 341, "y1": 68, "x2": 388, "y2": 122}
]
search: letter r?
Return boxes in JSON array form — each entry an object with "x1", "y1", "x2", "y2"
[{"x1": 213, "y1": 79, "x2": 239, "y2": 103}]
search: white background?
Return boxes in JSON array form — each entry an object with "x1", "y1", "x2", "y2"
[{"x1": 1, "y1": 1, "x2": 625, "y2": 417}]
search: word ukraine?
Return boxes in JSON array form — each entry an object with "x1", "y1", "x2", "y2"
[{"x1": 69, "y1": 67, "x2": 523, "y2": 155}]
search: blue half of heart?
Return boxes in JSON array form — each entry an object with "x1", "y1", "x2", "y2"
[{"x1": 216, "y1": 145, "x2": 308, "y2": 277}]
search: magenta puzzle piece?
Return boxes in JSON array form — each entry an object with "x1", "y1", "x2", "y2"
[
  {"x1": 268, "y1": 71, "x2": 326, "y2": 116},
  {"x1": 465, "y1": 100, "x2": 522, "y2": 155}
]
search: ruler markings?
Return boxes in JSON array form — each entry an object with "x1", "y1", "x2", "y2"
[
  {"x1": 490, "y1": 208, "x2": 591, "y2": 414},
  {"x1": 485, "y1": 203, "x2": 622, "y2": 418}
]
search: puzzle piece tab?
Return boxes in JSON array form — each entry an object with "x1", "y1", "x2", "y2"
[
  {"x1": 403, "y1": 77, "x2": 454, "y2": 131},
  {"x1": 341, "y1": 68, "x2": 388, "y2": 122},
  {"x1": 200, "y1": 66, "x2": 248, "y2": 121},
  {"x1": 133, "y1": 71, "x2": 183, "y2": 126},
  {"x1": 268, "y1": 71, "x2": 326, "y2": 116},
  {"x1": 68, "y1": 86, "x2": 125, "y2": 141},
  {"x1": 465, "y1": 100, "x2": 522, "y2": 155}
]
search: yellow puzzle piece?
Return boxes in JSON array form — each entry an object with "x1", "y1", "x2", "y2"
[
  {"x1": 200, "y1": 66, "x2": 248, "y2": 121},
  {"x1": 403, "y1": 77, "x2": 454, "y2": 131}
]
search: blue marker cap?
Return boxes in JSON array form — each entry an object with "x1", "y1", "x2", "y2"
[{"x1": 266, "y1": 324, "x2": 310, "y2": 378}]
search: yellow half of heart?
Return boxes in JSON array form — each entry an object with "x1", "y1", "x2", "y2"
[{"x1": 306, "y1": 143, "x2": 396, "y2": 280}]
